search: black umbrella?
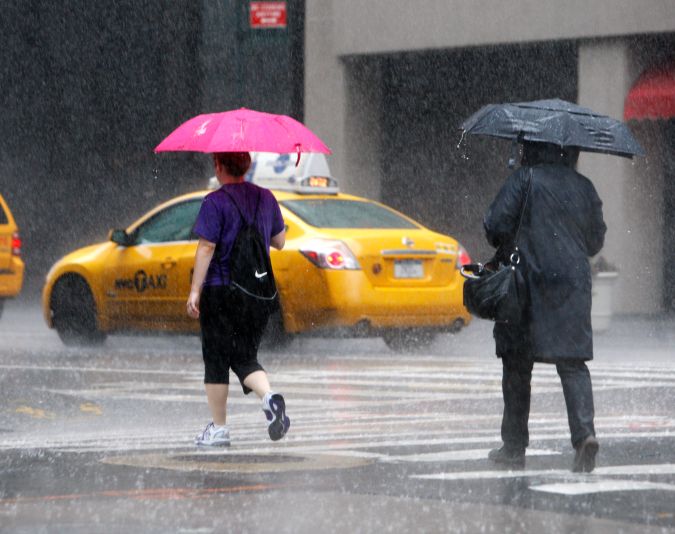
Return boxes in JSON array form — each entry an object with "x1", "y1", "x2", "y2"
[{"x1": 460, "y1": 98, "x2": 645, "y2": 158}]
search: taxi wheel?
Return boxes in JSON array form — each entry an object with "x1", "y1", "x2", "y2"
[
  {"x1": 262, "y1": 310, "x2": 295, "y2": 350},
  {"x1": 383, "y1": 329, "x2": 436, "y2": 352},
  {"x1": 51, "y1": 276, "x2": 106, "y2": 346}
]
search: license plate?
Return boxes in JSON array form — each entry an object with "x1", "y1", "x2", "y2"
[{"x1": 394, "y1": 260, "x2": 423, "y2": 279}]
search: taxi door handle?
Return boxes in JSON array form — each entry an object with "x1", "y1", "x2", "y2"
[{"x1": 161, "y1": 258, "x2": 177, "y2": 270}]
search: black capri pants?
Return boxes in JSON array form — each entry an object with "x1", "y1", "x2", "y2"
[{"x1": 199, "y1": 285, "x2": 269, "y2": 393}]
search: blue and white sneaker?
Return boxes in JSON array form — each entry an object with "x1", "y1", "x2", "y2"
[
  {"x1": 195, "y1": 422, "x2": 230, "y2": 447},
  {"x1": 262, "y1": 393, "x2": 290, "y2": 441}
]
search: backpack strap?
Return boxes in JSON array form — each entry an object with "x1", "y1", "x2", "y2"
[
  {"x1": 221, "y1": 186, "x2": 261, "y2": 228},
  {"x1": 211, "y1": 186, "x2": 262, "y2": 285}
]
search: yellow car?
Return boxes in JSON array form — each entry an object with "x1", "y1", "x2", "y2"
[
  {"x1": 0, "y1": 193, "x2": 24, "y2": 319},
  {"x1": 43, "y1": 162, "x2": 471, "y2": 350}
]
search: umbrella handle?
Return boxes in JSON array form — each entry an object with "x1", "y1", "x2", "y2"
[{"x1": 295, "y1": 144, "x2": 301, "y2": 167}]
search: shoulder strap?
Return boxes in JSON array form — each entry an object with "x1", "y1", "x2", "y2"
[
  {"x1": 212, "y1": 186, "x2": 263, "y2": 282},
  {"x1": 513, "y1": 167, "x2": 533, "y2": 246},
  {"x1": 221, "y1": 186, "x2": 261, "y2": 227},
  {"x1": 221, "y1": 187, "x2": 247, "y2": 225}
]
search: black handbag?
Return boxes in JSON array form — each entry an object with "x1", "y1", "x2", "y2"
[{"x1": 461, "y1": 170, "x2": 532, "y2": 324}]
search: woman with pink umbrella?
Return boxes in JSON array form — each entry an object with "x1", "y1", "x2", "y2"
[{"x1": 156, "y1": 108, "x2": 331, "y2": 446}]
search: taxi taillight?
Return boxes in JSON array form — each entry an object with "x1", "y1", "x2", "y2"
[
  {"x1": 299, "y1": 239, "x2": 360, "y2": 270},
  {"x1": 457, "y1": 244, "x2": 471, "y2": 268},
  {"x1": 11, "y1": 232, "x2": 21, "y2": 256}
]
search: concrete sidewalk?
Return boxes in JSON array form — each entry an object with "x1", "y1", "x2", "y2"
[{"x1": 592, "y1": 314, "x2": 675, "y2": 363}]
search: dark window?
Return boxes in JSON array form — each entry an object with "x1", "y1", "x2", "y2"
[
  {"x1": 0, "y1": 203, "x2": 7, "y2": 225},
  {"x1": 134, "y1": 200, "x2": 202, "y2": 244},
  {"x1": 281, "y1": 199, "x2": 419, "y2": 229}
]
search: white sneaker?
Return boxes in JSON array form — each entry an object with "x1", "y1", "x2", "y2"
[{"x1": 195, "y1": 422, "x2": 230, "y2": 447}]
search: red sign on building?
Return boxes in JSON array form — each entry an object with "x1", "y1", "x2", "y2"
[{"x1": 250, "y1": 2, "x2": 287, "y2": 29}]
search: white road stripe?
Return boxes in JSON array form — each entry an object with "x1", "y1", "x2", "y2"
[
  {"x1": 4, "y1": 428, "x2": 674, "y2": 454},
  {"x1": 0, "y1": 363, "x2": 199, "y2": 376},
  {"x1": 412, "y1": 464, "x2": 675, "y2": 482},
  {"x1": 5, "y1": 362, "x2": 674, "y2": 380},
  {"x1": 530, "y1": 480, "x2": 675, "y2": 495},
  {"x1": 382, "y1": 448, "x2": 560, "y2": 463}
]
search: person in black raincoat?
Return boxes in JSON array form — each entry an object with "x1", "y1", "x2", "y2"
[{"x1": 483, "y1": 141, "x2": 607, "y2": 472}]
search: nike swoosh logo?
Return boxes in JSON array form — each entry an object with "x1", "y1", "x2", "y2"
[{"x1": 254, "y1": 270, "x2": 267, "y2": 279}]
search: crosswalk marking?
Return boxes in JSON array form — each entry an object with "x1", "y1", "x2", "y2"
[
  {"x1": 2, "y1": 357, "x2": 675, "y2": 497},
  {"x1": 381, "y1": 448, "x2": 560, "y2": 463},
  {"x1": 530, "y1": 480, "x2": 675, "y2": 495},
  {"x1": 412, "y1": 464, "x2": 675, "y2": 482}
]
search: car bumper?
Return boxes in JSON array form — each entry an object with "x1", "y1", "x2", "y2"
[
  {"x1": 281, "y1": 269, "x2": 471, "y2": 333},
  {"x1": 0, "y1": 258, "x2": 24, "y2": 298}
]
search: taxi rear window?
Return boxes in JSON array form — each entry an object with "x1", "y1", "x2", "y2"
[
  {"x1": 0, "y1": 203, "x2": 7, "y2": 225},
  {"x1": 281, "y1": 199, "x2": 418, "y2": 229}
]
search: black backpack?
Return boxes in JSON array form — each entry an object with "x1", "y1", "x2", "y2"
[{"x1": 220, "y1": 187, "x2": 278, "y2": 305}]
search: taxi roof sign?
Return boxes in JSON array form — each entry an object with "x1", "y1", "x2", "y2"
[
  {"x1": 249, "y1": 152, "x2": 338, "y2": 194},
  {"x1": 208, "y1": 152, "x2": 338, "y2": 194}
]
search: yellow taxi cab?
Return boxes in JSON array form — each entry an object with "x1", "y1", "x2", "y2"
[
  {"x1": 42, "y1": 154, "x2": 471, "y2": 349},
  {"x1": 0, "y1": 193, "x2": 24, "y2": 319}
]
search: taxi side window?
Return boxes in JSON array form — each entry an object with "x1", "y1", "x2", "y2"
[
  {"x1": 135, "y1": 200, "x2": 201, "y2": 244},
  {"x1": 0, "y1": 203, "x2": 8, "y2": 225}
]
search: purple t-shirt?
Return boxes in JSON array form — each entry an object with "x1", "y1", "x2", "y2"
[{"x1": 193, "y1": 182, "x2": 284, "y2": 287}]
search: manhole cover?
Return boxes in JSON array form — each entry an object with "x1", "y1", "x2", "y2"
[
  {"x1": 102, "y1": 451, "x2": 373, "y2": 474},
  {"x1": 172, "y1": 454, "x2": 299, "y2": 464}
]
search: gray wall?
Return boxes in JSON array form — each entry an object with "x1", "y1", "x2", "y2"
[
  {"x1": 0, "y1": 0, "x2": 204, "y2": 298},
  {"x1": 329, "y1": 0, "x2": 675, "y2": 55}
]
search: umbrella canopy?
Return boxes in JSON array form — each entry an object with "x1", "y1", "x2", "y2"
[
  {"x1": 154, "y1": 108, "x2": 331, "y2": 155},
  {"x1": 460, "y1": 98, "x2": 644, "y2": 158}
]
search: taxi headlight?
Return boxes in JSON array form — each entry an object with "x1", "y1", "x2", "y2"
[{"x1": 299, "y1": 239, "x2": 361, "y2": 270}]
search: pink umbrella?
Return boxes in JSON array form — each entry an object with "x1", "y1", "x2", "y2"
[{"x1": 154, "y1": 108, "x2": 331, "y2": 159}]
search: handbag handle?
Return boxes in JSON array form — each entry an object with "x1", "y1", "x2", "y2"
[{"x1": 510, "y1": 168, "x2": 533, "y2": 264}]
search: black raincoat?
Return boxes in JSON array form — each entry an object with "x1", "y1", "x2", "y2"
[{"x1": 484, "y1": 150, "x2": 607, "y2": 362}]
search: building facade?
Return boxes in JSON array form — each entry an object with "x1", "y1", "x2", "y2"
[{"x1": 305, "y1": 0, "x2": 675, "y2": 314}]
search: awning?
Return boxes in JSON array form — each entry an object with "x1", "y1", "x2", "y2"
[{"x1": 624, "y1": 61, "x2": 675, "y2": 120}]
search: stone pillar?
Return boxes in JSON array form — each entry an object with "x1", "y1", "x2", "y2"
[
  {"x1": 343, "y1": 59, "x2": 383, "y2": 200},
  {"x1": 305, "y1": 2, "x2": 383, "y2": 198},
  {"x1": 304, "y1": 1, "x2": 348, "y2": 190},
  {"x1": 577, "y1": 39, "x2": 663, "y2": 314}
]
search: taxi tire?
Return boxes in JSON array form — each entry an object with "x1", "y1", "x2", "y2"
[
  {"x1": 383, "y1": 329, "x2": 436, "y2": 352},
  {"x1": 51, "y1": 275, "x2": 106, "y2": 346}
]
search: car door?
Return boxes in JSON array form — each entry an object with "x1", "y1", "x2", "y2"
[{"x1": 103, "y1": 199, "x2": 202, "y2": 331}]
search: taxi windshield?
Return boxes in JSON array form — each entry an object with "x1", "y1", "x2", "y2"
[{"x1": 281, "y1": 199, "x2": 419, "y2": 229}]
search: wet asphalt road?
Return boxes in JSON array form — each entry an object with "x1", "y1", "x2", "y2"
[{"x1": 1, "y1": 302, "x2": 675, "y2": 533}]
